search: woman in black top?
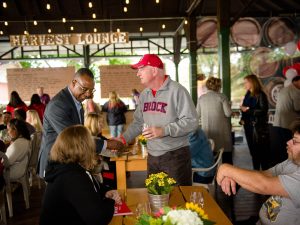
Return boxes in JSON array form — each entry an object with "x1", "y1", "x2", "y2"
[
  {"x1": 240, "y1": 74, "x2": 270, "y2": 170},
  {"x1": 40, "y1": 125, "x2": 121, "y2": 225}
]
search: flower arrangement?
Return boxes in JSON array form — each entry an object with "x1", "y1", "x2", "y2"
[
  {"x1": 136, "y1": 202, "x2": 215, "y2": 225},
  {"x1": 138, "y1": 134, "x2": 147, "y2": 146},
  {"x1": 145, "y1": 172, "x2": 176, "y2": 195}
]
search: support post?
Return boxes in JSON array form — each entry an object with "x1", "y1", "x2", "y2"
[{"x1": 83, "y1": 45, "x2": 90, "y2": 68}]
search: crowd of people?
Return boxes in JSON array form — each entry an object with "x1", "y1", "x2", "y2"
[{"x1": 0, "y1": 53, "x2": 299, "y2": 225}]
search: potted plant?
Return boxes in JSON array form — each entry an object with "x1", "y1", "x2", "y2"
[
  {"x1": 145, "y1": 172, "x2": 176, "y2": 212},
  {"x1": 138, "y1": 134, "x2": 147, "y2": 158}
]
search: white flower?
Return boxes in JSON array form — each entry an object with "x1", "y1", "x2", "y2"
[{"x1": 162, "y1": 209, "x2": 203, "y2": 225}]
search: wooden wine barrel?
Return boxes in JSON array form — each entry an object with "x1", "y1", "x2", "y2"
[
  {"x1": 196, "y1": 18, "x2": 218, "y2": 48},
  {"x1": 249, "y1": 47, "x2": 279, "y2": 78},
  {"x1": 264, "y1": 77, "x2": 285, "y2": 108},
  {"x1": 231, "y1": 17, "x2": 262, "y2": 47}
]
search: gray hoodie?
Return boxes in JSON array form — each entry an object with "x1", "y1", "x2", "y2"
[{"x1": 123, "y1": 76, "x2": 198, "y2": 156}]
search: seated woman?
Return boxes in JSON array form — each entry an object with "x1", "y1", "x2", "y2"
[
  {"x1": 189, "y1": 127, "x2": 215, "y2": 184},
  {"x1": 40, "y1": 125, "x2": 121, "y2": 225},
  {"x1": 5, "y1": 119, "x2": 31, "y2": 180},
  {"x1": 26, "y1": 109, "x2": 43, "y2": 133}
]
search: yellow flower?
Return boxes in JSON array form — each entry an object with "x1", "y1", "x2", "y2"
[{"x1": 186, "y1": 202, "x2": 209, "y2": 219}]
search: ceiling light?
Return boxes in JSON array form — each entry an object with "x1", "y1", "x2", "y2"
[
  {"x1": 48, "y1": 28, "x2": 52, "y2": 33},
  {"x1": 93, "y1": 28, "x2": 97, "y2": 33},
  {"x1": 33, "y1": 20, "x2": 38, "y2": 26},
  {"x1": 62, "y1": 17, "x2": 66, "y2": 23},
  {"x1": 92, "y1": 13, "x2": 96, "y2": 19},
  {"x1": 3, "y1": 1, "x2": 7, "y2": 8},
  {"x1": 24, "y1": 30, "x2": 28, "y2": 35},
  {"x1": 70, "y1": 26, "x2": 74, "y2": 31},
  {"x1": 46, "y1": 3, "x2": 51, "y2": 10},
  {"x1": 0, "y1": 31, "x2": 3, "y2": 35},
  {"x1": 162, "y1": 24, "x2": 166, "y2": 29},
  {"x1": 88, "y1": 2, "x2": 93, "y2": 8},
  {"x1": 4, "y1": 21, "x2": 8, "y2": 26},
  {"x1": 117, "y1": 28, "x2": 120, "y2": 32},
  {"x1": 139, "y1": 27, "x2": 143, "y2": 32},
  {"x1": 123, "y1": 7, "x2": 127, "y2": 12},
  {"x1": 184, "y1": 20, "x2": 188, "y2": 25},
  {"x1": 156, "y1": 0, "x2": 159, "y2": 3},
  {"x1": 125, "y1": 0, "x2": 130, "y2": 4}
]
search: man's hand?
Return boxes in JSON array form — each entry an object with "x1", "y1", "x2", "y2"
[
  {"x1": 220, "y1": 177, "x2": 237, "y2": 196},
  {"x1": 106, "y1": 139, "x2": 125, "y2": 152},
  {"x1": 142, "y1": 127, "x2": 164, "y2": 139},
  {"x1": 216, "y1": 163, "x2": 232, "y2": 185},
  {"x1": 105, "y1": 190, "x2": 122, "y2": 204}
]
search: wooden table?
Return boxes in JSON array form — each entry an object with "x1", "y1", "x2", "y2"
[
  {"x1": 110, "y1": 150, "x2": 147, "y2": 192},
  {"x1": 109, "y1": 186, "x2": 233, "y2": 225}
]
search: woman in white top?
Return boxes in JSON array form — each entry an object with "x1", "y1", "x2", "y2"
[{"x1": 5, "y1": 119, "x2": 31, "y2": 179}]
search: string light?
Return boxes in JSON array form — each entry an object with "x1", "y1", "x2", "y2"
[
  {"x1": 162, "y1": 24, "x2": 166, "y2": 29},
  {"x1": 156, "y1": 0, "x2": 159, "y2": 3},
  {"x1": 184, "y1": 20, "x2": 188, "y2": 25},
  {"x1": 93, "y1": 28, "x2": 97, "y2": 32},
  {"x1": 3, "y1": 1, "x2": 7, "y2": 8},
  {"x1": 70, "y1": 26, "x2": 74, "y2": 31},
  {"x1": 123, "y1": 7, "x2": 127, "y2": 12},
  {"x1": 88, "y1": 2, "x2": 93, "y2": 8},
  {"x1": 92, "y1": 13, "x2": 96, "y2": 19},
  {"x1": 46, "y1": 3, "x2": 51, "y2": 10},
  {"x1": 139, "y1": 27, "x2": 143, "y2": 32},
  {"x1": 48, "y1": 28, "x2": 52, "y2": 33},
  {"x1": 0, "y1": 31, "x2": 3, "y2": 35},
  {"x1": 4, "y1": 21, "x2": 8, "y2": 26},
  {"x1": 33, "y1": 20, "x2": 38, "y2": 26},
  {"x1": 62, "y1": 18, "x2": 66, "y2": 23},
  {"x1": 117, "y1": 28, "x2": 120, "y2": 32},
  {"x1": 24, "y1": 30, "x2": 28, "y2": 35},
  {"x1": 125, "y1": 0, "x2": 130, "y2": 4}
]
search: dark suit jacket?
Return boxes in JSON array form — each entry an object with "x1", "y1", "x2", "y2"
[{"x1": 37, "y1": 87, "x2": 104, "y2": 178}]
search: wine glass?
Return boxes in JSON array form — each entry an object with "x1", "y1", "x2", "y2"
[
  {"x1": 190, "y1": 191, "x2": 204, "y2": 208},
  {"x1": 135, "y1": 202, "x2": 151, "y2": 217}
]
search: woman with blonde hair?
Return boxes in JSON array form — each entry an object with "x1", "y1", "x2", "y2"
[
  {"x1": 26, "y1": 109, "x2": 43, "y2": 132},
  {"x1": 102, "y1": 91, "x2": 127, "y2": 137},
  {"x1": 84, "y1": 113, "x2": 104, "y2": 138},
  {"x1": 40, "y1": 125, "x2": 121, "y2": 225},
  {"x1": 240, "y1": 74, "x2": 269, "y2": 170},
  {"x1": 196, "y1": 76, "x2": 232, "y2": 163}
]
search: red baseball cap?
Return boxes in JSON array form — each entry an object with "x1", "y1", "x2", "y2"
[{"x1": 131, "y1": 54, "x2": 164, "y2": 69}]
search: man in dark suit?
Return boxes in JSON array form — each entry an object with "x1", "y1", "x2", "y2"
[{"x1": 38, "y1": 68, "x2": 124, "y2": 178}]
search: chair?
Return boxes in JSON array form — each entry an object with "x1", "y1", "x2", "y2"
[
  {"x1": 192, "y1": 148, "x2": 224, "y2": 198},
  {"x1": 0, "y1": 187, "x2": 6, "y2": 225},
  {"x1": 208, "y1": 139, "x2": 215, "y2": 152},
  {"x1": 1, "y1": 149, "x2": 30, "y2": 217},
  {"x1": 28, "y1": 131, "x2": 42, "y2": 189}
]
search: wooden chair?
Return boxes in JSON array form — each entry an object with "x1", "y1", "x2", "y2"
[{"x1": 192, "y1": 148, "x2": 224, "y2": 198}]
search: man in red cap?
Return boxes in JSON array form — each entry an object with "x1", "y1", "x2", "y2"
[{"x1": 118, "y1": 54, "x2": 198, "y2": 185}]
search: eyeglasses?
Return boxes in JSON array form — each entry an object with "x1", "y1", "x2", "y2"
[
  {"x1": 75, "y1": 80, "x2": 95, "y2": 94},
  {"x1": 292, "y1": 139, "x2": 300, "y2": 145}
]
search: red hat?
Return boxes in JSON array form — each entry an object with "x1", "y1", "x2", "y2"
[{"x1": 131, "y1": 54, "x2": 164, "y2": 69}]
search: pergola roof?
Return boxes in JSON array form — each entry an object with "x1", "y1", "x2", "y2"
[{"x1": 0, "y1": 0, "x2": 299, "y2": 38}]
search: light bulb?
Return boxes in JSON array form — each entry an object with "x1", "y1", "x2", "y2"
[
  {"x1": 92, "y1": 13, "x2": 96, "y2": 19},
  {"x1": 139, "y1": 27, "x2": 143, "y2": 32},
  {"x1": 123, "y1": 7, "x2": 127, "y2": 12},
  {"x1": 3, "y1": 2, "x2": 7, "y2": 8},
  {"x1": 162, "y1": 24, "x2": 165, "y2": 29},
  {"x1": 0, "y1": 31, "x2": 3, "y2": 35},
  {"x1": 62, "y1": 18, "x2": 66, "y2": 23},
  {"x1": 117, "y1": 28, "x2": 120, "y2": 32},
  {"x1": 24, "y1": 30, "x2": 28, "y2": 35},
  {"x1": 94, "y1": 28, "x2": 97, "y2": 33},
  {"x1": 156, "y1": 0, "x2": 159, "y2": 3},
  {"x1": 48, "y1": 28, "x2": 51, "y2": 33},
  {"x1": 184, "y1": 20, "x2": 188, "y2": 25},
  {"x1": 4, "y1": 21, "x2": 8, "y2": 26},
  {"x1": 88, "y1": 2, "x2": 93, "y2": 8},
  {"x1": 125, "y1": 0, "x2": 129, "y2": 4},
  {"x1": 46, "y1": 3, "x2": 51, "y2": 10},
  {"x1": 33, "y1": 20, "x2": 37, "y2": 26},
  {"x1": 70, "y1": 26, "x2": 74, "y2": 31}
]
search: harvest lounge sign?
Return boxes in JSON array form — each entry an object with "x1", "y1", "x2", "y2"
[{"x1": 10, "y1": 32, "x2": 129, "y2": 47}]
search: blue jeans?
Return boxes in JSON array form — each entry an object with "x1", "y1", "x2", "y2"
[{"x1": 109, "y1": 124, "x2": 124, "y2": 137}]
